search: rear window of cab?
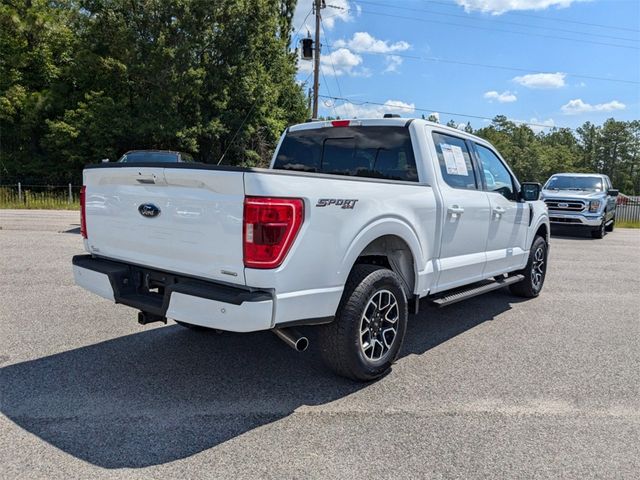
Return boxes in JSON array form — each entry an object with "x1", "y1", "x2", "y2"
[{"x1": 273, "y1": 126, "x2": 418, "y2": 182}]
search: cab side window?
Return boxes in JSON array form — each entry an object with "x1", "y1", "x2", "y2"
[
  {"x1": 475, "y1": 144, "x2": 516, "y2": 201},
  {"x1": 432, "y1": 132, "x2": 478, "y2": 190}
]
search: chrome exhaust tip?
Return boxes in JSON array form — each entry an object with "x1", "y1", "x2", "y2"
[{"x1": 273, "y1": 328, "x2": 309, "y2": 352}]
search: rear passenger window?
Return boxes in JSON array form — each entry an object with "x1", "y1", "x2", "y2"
[
  {"x1": 431, "y1": 132, "x2": 477, "y2": 190},
  {"x1": 273, "y1": 126, "x2": 418, "y2": 182}
]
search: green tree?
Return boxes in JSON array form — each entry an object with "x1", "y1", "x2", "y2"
[
  {"x1": 0, "y1": 0, "x2": 78, "y2": 180},
  {"x1": 1, "y1": 0, "x2": 307, "y2": 182}
]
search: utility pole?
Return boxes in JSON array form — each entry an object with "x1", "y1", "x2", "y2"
[{"x1": 312, "y1": 0, "x2": 322, "y2": 119}]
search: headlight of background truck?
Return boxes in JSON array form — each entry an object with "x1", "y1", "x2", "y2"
[{"x1": 589, "y1": 200, "x2": 601, "y2": 212}]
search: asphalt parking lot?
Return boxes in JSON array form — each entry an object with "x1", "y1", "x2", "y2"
[{"x1": 1, "y1": 210, "x2": 639, "y2": 479}]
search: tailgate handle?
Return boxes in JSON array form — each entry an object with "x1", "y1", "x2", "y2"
[{"x1": 136, "y1": 178, "x2": 156, "y2": 184}]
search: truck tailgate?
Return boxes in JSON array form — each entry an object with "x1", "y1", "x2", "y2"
[{"x1": 83, "y1": 166, "x2": 246, "y2": 285}]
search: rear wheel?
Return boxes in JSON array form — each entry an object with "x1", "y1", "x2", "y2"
[
  {"x1": 509, "y1": 235, "x2": 548, "y2": 298},
  {"x1": 318, "y1": 265, "x2": 408, "y2": 381}
]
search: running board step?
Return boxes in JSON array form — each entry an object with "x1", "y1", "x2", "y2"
[{"x1": 430, "y1": 275, "x2": 525, "y2": 308}]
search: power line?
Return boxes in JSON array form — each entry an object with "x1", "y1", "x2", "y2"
[
  {"x1": 312, "y1": 0, "x2": 322, "y2": 118},
  {"x1": 320, "y1": 64, "x2": 340, "y2": 118},
  {"x1": 291, "y1": 8, "x2": 313, "y2": 47},
  {"x1": 299, "y1": 70, "x2": 313, "y2": 86},
  {"x1": 216, "y1": 98, "x2": 260, "y2": 165},
  {"x1": 319, "y1": 94, "x2": 569, "y2": 131},
  {"x1": 352, "y1": 7, "x2": 640, "y2": 51},
  {"x1": 320, "y1": 19, "x2": 344, "y2": 100},
  {"x1": 421, "y1": 0, "x2": 640, "y2": 34},
  {"x1": 356, "y1": 0, "x2": 639, "y2": 43},
  {"x1": 320, "y1": 47, "x2": 640, "y2": 86}
]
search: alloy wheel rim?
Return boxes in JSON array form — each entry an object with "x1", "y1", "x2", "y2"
[
  {"x1": 359, "y1": 289, "x2": 399, "y2": 362},
  {"x1": 531, "y1": 246, "x2": 546, "y2": 290}
]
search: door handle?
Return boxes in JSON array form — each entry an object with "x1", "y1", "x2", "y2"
[
  {"x1": 448, "y1": 205, "x2": 465, "y2": 217},
  {"x1": 493, "y1": 206, "x2": 506, "y2": 217}
]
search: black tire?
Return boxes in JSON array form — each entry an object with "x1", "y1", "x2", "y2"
[
  {"x1": 605, "y1": 216, "x2": 615, "y2": 232},
  {"x1": 592, "y1": 220, "x2": 606, "y2": 239},
  {"x1": 509, "y1": 235, "x2": 548, "y2": 298},
  {"x1": 318, "y1": 264, "x2": 408, "y2": 381}
]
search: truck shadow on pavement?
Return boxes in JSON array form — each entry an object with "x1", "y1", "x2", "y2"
[
  {"x1": 0, "y1": 291, "x2": 524, "y2": 469},
  {"x1": 550, "y1": 226, "x2": 599, "y2": 240}
]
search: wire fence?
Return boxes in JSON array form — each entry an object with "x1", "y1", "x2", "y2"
[
  {"x1": 616, "y1": 196, "x2": 640, "y2": 223},
  {"x1": 0, "y1": 183, "x2": 81, "y2": 210}
]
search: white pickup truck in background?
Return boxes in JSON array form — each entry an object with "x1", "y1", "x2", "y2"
[{"x1": 73, "y1": 118, "x2": 549, "y2": 380}]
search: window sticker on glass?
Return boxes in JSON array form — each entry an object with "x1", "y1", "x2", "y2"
[
  {"x1": 441, "y1": 144, "x2": 458, "y2": 175},
  {"x1": 450, "y1": 145, "x2": 468, "y2": 176},
  {"x1": 441, "y1": 144, "x2": 468, "y2": 176}
]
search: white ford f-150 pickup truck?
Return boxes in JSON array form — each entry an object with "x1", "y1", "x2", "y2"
[{"x1": 73, "y1": 118, "x2": 549, "y2": 380}]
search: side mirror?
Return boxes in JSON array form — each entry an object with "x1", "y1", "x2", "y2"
[
  {"x1": 607, "y1": 188, "x2": 619, "y2": 197},
  {"x1": 101, "y1": 158, "x2": 110, "y2": 163},
  {"x1": 520, "y1": 182, "x2": 541, "y2": 201}
]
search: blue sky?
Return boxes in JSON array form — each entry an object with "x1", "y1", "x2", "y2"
[{"x1": 292, "y1": 0, "x2": 640, "y2": 131}]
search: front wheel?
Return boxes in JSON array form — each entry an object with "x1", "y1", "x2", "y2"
[
  {"x1": 318, "y1": 265, "x2": 408, "y2": 381},
  {"x1": 509, "y1": 235, "x2": 548, "y2": 298},
  {"x1": 592, "y1": 219, "x2": 606, "y2": 239},
  {"x1": 605, "y1": 216, "x2": 615, "y2": 232}
]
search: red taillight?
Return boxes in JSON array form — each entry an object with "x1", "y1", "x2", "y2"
[
  {"x1": 243, "y1": 197, "x2": 304, "y2": 269},
  {"x1": 80, "y1": 186, "x2": 87, "y2": 239},
  {"x1": 331, "y1": 120, "x2": 350, "y2": 127}
]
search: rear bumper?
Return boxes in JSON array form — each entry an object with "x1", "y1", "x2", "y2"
[
  {"x1": 73, "y1": 255, "x2": 339, "y2": 331},
  {"x1": 72, "y1": 255, "x2": 273, "y2": 332}
]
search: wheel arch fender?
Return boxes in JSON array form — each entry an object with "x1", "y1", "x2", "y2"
[
  {"x1": 339, "y1": 218, "x2": 425, "y2": 295},
  {"x1": 528, "y1": 201, "x2": 550, "y2": 247},
  {"x1": 530, "y1": 215, "x2": 550, "y2": 246}
]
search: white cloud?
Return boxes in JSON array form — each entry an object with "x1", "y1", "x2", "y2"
[
  {"x1": 298, "y1": 47, "x2": 365, "y2": 76},
  {"x1": 455, "y1": 0, "x2": 588, "y2": 15},
  {"x1": 561, "y1": 99, "x2": 626, "y2": 115},
  {"x1": 292, "y1": 0, "x2": 352, "y2": 34},
  {"x1": 513, "y1": 72, "x2": 566, "y2": 89},
  {"x1": 334, "y1": 32, "x2": 411, "y2": 54},
  {"x1": 484, "y1": 90, "x2": 518, "y2": 103},
  {"x1": 334, "y1": 99, "x2": 415, "y2": 118},
  {"x1": 528, "y1": 117, "x2": 555, "y2": 133},
  {"x1": 332, "y1": 33, "x2": 410, "y2": 74},
  {"x1": 427, "y1": 112, "x2": 440, "y2": 123},
  {"x1": 384, "y1": 55, "x2": 403, "y2": 73},
  {"x1": 510, "y1": 117, "x2": 555, "y2": 133}
]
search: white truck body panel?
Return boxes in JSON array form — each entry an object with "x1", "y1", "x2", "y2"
[
  {"x1": 72, "y1": 265, "x2": 114, "y2": 301},
  {"x1": 166, "y1": 292, "x2": 273, "y2": 332},
  {"x1": 84, "y1": 168, "x2": 246, "y2": 285},
  {"x1": 74, "y1": 118, "x2": 549, "y2": 331}
]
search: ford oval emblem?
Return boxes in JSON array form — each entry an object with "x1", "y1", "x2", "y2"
[
  {"x1": 558, "y1": 202, "x2": 569, "y2": 208},
  {"x1": 138, "y1": 203, "x2": 161, "y2": 218}
]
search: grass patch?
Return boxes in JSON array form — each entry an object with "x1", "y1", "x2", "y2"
[
  {"x1": 616, "y1": 220, "x2": 640, "y2": 229},
  {"x1": 0, "y1": 187, "x2": 80, "y2": 210}
]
